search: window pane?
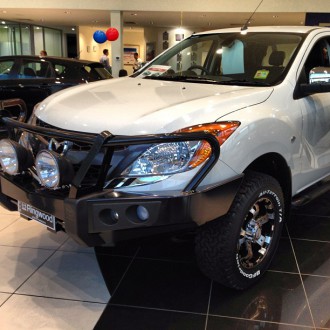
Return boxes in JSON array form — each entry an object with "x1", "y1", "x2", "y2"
[
  {"x1": 44, "y1": 28, "x2": 62, "y2": 56},
  {"x1": 21, "y1": 25, "x2": 32, "y2": 55},
  {"x1": 13, "y1": 25, "x2": 22, "y2": 55},
  {"x1": 0, "y1": 23, "x2": 20, "y2": 55},
  {"x1": 0, "y1": 25, "x2": 11, "y2": 55},
  {"x1": 34, "y1": 26, "x2": 44, "y2": 55}
]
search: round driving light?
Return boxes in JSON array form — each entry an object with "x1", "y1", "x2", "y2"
[
  {"x1": 0, "y1": 139, "x2": 18, "y2": 174},
  {"x1": 36, "y1": 150, "x2": 59, "y2": 188},
  {"x1": 0, "y1": 139, "x2": 33, "y2": 175},
  {"x1": 136, "y1": 205, "x2": 149, "y2": 221},
  {"x1": 35, "y1": 150, "x2": 74, "y2": 188}
]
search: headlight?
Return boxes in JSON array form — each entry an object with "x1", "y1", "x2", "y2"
[
  {"x1": 35, "y1": 150, "x2": 74, "y2": 188},
  {"x1": 122, "y1": 121, "x2": 240, "y2": 178},
  {"x1": 0, "y1": 139, "x2": 33, "y2": 175},
  {"x1": 123, "y1": 141, "x2": 199, "y2": 176}
]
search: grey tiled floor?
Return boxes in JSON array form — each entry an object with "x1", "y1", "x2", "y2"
[
  {"x1": 0, "y1": 207, "x2": 109, "y2": 329},
  {"x1": 1, "y1": 190, "x2": 330, "y2": 329}
]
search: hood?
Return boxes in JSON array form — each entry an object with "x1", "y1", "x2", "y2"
[{"x1": 36, "y1": 77, "x2": 273, "y2": 135}]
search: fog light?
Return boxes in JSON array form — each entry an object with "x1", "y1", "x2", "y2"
[
  {"x1": 35, "y1": 150, "x2": 74, "y2": 188},
  {"x1": 137, "y1": 205, "x2": 149, "y2": 221},
  {"x1": 111, "y1": 210, "x2": 119, "y2": 221},
  {"x1": 0, "y1": 139, "x2": 33, "y2": 175}
]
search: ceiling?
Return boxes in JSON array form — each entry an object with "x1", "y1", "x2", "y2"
[{"x1": 0, "y1": 8, "x2": 307, "y2": 31}]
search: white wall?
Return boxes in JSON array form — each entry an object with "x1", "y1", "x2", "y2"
[
  {"x1": 78, "y1": 26, "x2": 107, "y2": 62},
  {"x1": 78, "y1": 25, "x2": 198, "y2": 75},
  {"x1": 78, "y1": 26, "x2": 145, "y2": 75},
  {"x1": 155, "y1": 26, "x2": 197, "y2": 56},
  {"x1": 122, "y1": 28, "x2": 145, "y2": 75}
]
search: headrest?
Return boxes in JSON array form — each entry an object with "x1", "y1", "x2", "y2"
[
  {"x1": 23, "y1": 67, "x2": 36, "y2": 77},
  {"x1": 269, "y1": 51, "x2": 285, "y2": 66}
]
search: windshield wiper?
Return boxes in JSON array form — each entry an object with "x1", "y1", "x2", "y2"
[
  {"x1": 143, "y1": 75, "x2": 271, "y2": 86},
  {"x1": 217, "y1": 80, "x2": 271, "y2": 86},
  {"x1": 144, "y1": 75, "x2": 218, "y2": 83}
]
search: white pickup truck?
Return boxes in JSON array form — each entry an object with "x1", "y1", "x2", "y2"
[{"x1": 1, "y1": 26, "x2": 330, "y2": 290}]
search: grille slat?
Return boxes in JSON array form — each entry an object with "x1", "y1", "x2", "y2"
[
  {"x1": 31, "y1": 119, "x2": 107, "y2": 193},
  {"x1": 36, "y1": 118, "x2": 93, "y2": 152}
]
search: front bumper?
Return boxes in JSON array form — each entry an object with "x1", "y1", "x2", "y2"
[
  {"x1": 0, "y1": 115, "x2": 243, "y2": 246},
  {"x1": 0, "y1": 173, "x2": 242, "y2": 246}
]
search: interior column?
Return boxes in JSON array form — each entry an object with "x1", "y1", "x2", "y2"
[{"x1": 110, "y1": 11, "x2": 123, "y2": 78}]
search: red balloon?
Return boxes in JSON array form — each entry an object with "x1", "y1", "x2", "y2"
[{"x1": 106, "y1": 27, "x2": 119, "y2": 41}]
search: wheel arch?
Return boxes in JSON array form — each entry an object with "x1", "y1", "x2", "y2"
[{"x1": 244, "y1": 152, "x2": 292, "y2": 216}]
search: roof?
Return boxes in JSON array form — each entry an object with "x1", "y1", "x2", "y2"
[
  {"x1": 195, "y1": 25, "x2": 328, "y2": 36},
  {"x1": 0, "y1": 55, "x2": 99, "y2": 65}
]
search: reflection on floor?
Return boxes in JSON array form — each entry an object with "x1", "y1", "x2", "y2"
[{"x1": 1, "y1": 191, "x2": 330, "y2": 329}]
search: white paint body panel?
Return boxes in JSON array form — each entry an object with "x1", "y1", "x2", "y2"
[
  {"x1": 36, "y1": 78, "x2": 273, "y2": 135},
  {"x1": 33, "y1": 26, "x2": 330, "y2": 197}
]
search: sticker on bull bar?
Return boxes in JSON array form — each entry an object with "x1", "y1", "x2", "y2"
[{"x1": 18, "y1": 201, "x2": 56, "y2": 230}]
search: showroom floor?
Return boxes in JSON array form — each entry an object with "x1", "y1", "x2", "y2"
[{"x1": 0, "y1": 191, "x2": 330, "y2": 329}]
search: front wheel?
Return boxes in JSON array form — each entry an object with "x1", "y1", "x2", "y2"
[{"x1": 195, "y1": 171, "x2": 285, "y2": 290}]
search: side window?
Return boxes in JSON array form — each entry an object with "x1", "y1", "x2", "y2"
[
  {"x1": 36, "y1": 62, "x2": 52, "y2": 78},
  {"x1": 81, "y1": 65, "x2": 104, "y2": 81},
  {"x1": 0, "y1": 60, "x2": 15, "y2": 79},
  {"x1": 80, "y1": 66, "x2": 92, "y2": 81},
  {"x1": 20, "y1": 61, "x2": 38, "y2": 78},
  {"x1": 54, "y1": 64, "x2": 66, "y2": 77},
  {"x1": 55, "y1": 64, "x2": 79, "y2": 80},
  {"x1": 20, "y1": 60, "x2": 51, "y2": 79},
  {"x1": 304, "y1": 38, "x2": 330, "y2": 77}
]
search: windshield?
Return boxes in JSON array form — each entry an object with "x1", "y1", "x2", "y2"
[{"x1": 138, "y1": 32, "x2": 304, "y2": 86}]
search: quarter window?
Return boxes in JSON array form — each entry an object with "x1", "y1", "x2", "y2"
[{"x1": 0, "y1": 60, "x2": 15, "y2": 79}]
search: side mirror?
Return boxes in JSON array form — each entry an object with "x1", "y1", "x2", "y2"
[
  {"x1": 294, "y1": 66, "x2": 330, "y2": 99},
  {"x1": 309, "y1": 66, "x2": 330, "y2": 84}
]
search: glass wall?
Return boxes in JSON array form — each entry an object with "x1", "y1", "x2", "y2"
[
  {"x1": 0, "y1": 20, "x2": 62, "y2": 56},
  {"x1": 44, "y1": 28, "x2": 62, "y2": 56},
  {"x1": 0, "y1": 22, "x2": 25, "y2": 55},
  {"x1": 0, "y1": 23, "x2": 12, "y2": 55},
  {"x1": 33, "y1": 26, "x2": 44, "y2": 55},
  {"x1": 21, "y1": 25, "x2": 32, "y2": 54}
]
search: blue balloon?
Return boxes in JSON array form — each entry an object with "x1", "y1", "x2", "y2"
[{"x1": 93, "y1": 30, "x2": 107, "y2": 44}]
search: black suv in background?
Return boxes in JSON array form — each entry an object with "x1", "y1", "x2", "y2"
[{"x1": 0, "y1": 55, "x2": 112, "y2": 117}]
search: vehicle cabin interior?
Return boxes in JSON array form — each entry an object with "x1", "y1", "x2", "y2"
[{"x1": 148, "y1": 32, "x2": 302, "y2": 86}]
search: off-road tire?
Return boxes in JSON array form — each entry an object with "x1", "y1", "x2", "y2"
[{"x1": 195, "y1": 171, "x2": 285, "y2": 290}]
